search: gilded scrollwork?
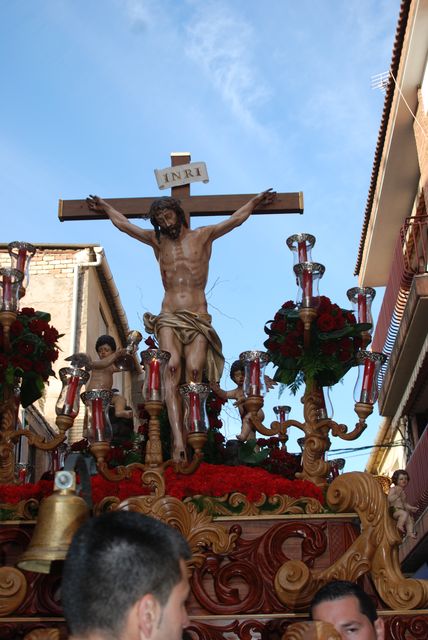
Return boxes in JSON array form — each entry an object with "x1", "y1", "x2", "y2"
[
  {"x1": 0, "y1": 566, "x2": 27, "y2": 616},
  {"x1": 275, "y1": 471, "x2": 428, "y2": 610},
  {"x1": 98, "y1": 469, "x2": 238, "y2": 568},
  {"x1": 184, "y1": 493, "x2": 324, "y2": 516}
]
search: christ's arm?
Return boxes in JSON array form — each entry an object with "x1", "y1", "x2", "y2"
[
  {"x1": 205, "y1": 189, "x2": 276, "y2": 241},
  {"x1": 87, "y1": 195, "x2": 157, "y2": 247}
]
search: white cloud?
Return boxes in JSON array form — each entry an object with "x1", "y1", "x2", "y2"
[
  {"x1": 121, "y1": 0, "x2": 153, "y2": 31},
  {"x1": 184, "y1": 1, "x2": 273, "y2": 140}
]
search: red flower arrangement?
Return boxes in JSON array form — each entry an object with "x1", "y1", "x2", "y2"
[
  {"x1": 0, "y1": 307, "x2": 62, "y2": 407},
  {"x1": 264, "y1": 296, "x2": 370, "y2": 393},
  {"x1": 0, "y1": 462, "x2": 324, "y2": 516}
]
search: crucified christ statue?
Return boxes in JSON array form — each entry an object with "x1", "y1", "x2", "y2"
[{"x1": 87, "y1": 189, "x2": 276, "y2": 460}]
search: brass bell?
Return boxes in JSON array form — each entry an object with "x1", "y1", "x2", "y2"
[{"x1": 17, "y1": 469, "x2": 90, "y2": 574}]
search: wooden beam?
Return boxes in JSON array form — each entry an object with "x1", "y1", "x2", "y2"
[{"x1": 58, "y1": 192, "x2": 304, "y2": 221}]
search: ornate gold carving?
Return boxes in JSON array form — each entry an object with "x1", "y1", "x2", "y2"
[
  {"x1": 101, "y1": 470, "x2": 238, "y2": 568},
  {"x1": 0, "y1": 498, "x2": 39, "y2": 520},
  {"x1": 275, "y1": 471, "x2": 428, "y2": 610},
  {"x1": 185, "y1": 493, "x2": 323, "y2": 516},
  {"x1": 0, "y1": 392, "x2": 18, "y2": 484},
  {"x1": 0, "y1": 566, "x2": 27, "y2": 616},
  {"x1": 374, "y1": 475, "x2": 391, "y2": 494},
  {"x1": 244, "y1": 380, "x2": 372, "y2": 488},
  {"x1": 283, "y1": 621, "x2": 341, "y2": 640}
]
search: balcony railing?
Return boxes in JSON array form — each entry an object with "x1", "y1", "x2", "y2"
[
  {"x1": 405, "y1": 426, "x2": 428, "y2": 517},
  {"x1": 372, "y1": 215, "x2": 428, "y2": 382}
]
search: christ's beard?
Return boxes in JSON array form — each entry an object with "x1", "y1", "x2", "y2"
[{"x1": 159, "y1": 222, "x2": 182, "y2": 240}]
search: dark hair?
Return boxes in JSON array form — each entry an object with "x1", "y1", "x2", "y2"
[
  {"x1": 230, "y1": 360, "x2": 244, "y2": 382},
  {"x1": 310, "y1": 580, "x2": 378, "y2": 624},
  {"x1": 149, "y1": 197, "x2": 188, "y2": 242},
  {"x1": 95, "y1": 334, "x2": 117, "y2": 353},
  {"x1": 61, "y1": 511, "x2": 191, "y2": 637},
  {"x1": 391, "y1": 469, "x2": 409, "y2": 485}
]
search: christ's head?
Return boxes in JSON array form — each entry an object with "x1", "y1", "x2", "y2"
[{"x1": 149, "y1": 197, "x2": 188, "y2": 241}]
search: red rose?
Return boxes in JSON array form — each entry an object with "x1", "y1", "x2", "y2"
[
  {"x1": 44, "y1": 327, "x2": 60, "y2": 345},
  {"x1": 281, "y1": 300, "x2": 295, "y2": 309},
  {"x1": 317, "y1": 314, "x2": 335, "y2": 332},
  {"x1": 339, "y1": 350, "x2": 352, "y2": 362},
  {"x1": 318, "y1": 296, "x2": 332, "y2": 314},
  {"x1": 321, "y1": 342, "x2": 337, "y2": 355},
  {"x1": 334, "y1": 315, "x2": 345, "y2": 329},
  {"x1": 45, "y1": 349, "x2": 59, "y2": 362},
  {"x1": 346, "y1": 312, "x2": 356, "y2": 324},
  {"x1": 271, "y1": 319, "x2": 286, "y2": 333},
  {"x1": 0, "y1": 354, "x2": 9, "y2": 368},
  {"x1": 34, "y1": 361, "x2": 48, "y2": 374},
  {"x1": 11, "y1": 320, "x2": 24, "y2": 335},
  {"x1": 20, "y1": 307, "x2": 36, "y2": 316},
  {"x1": 11, "y1": 355, "x2": 32, "y2": 372},
  {"x1": 18, "y1": 342, "x2": 35, "y2": 356}
]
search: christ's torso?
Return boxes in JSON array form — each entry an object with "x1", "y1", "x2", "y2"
[{"x1": 156, "y1": 228, "x2": 212, "y2": 314}]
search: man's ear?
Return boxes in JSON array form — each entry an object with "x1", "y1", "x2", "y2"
[
  {"x1": 374, "y1": 616, "x2": 385, "y2": 640},
  {"x1": 137, "y1": 594, "x2": 160, "y2": 638}
]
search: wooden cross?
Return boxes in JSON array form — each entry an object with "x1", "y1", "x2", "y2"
[{"x1": 58, "y1": 152, "x2": 303, "y2": 224}]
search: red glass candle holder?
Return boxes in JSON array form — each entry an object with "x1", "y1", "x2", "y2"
[
  {"x1": 0, "y1": 268, "x2": 23, "y2": 312},
  {"x1": 179, "y1": 382, "x2": 210, "y2": 433},
  {"x1": 239, "y1": 350, "x2": 269, "y2": 397},
  {"x1": 81, "y1": 390, "x2": 113, "y2": 444},
  {"x1": 353, "y1": 351, "x2": 387, "y2": 404},
  {"x1": 346, "y1": 286, "x2": 376, "y2": 329},
  {"x1": 141, "y1": 349, "x2": 170, "y2": 402},
  {"x1": 273, "y1": 405, "x2": 291, "y2": 422},
  {"x1": 8, "y1": 241, "x2": 36, "y2": 291},
  {"x1": 56, "y1": 367, "x2": 90, "y2": 418},
  {"x1": 293, "y1": 262, "x2": 325, "y2": 309},
  {"x1": 286, "y1": 233, "x2": 316, "y2": 265}
]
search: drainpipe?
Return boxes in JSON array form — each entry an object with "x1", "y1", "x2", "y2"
[{"x1": 70, "y1": 247, "x2": 104, "y2": 355}]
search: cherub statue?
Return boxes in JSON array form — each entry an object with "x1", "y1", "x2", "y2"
[
  {"x1": 85, "y1": 335, "x2": 132, "y2": 421},
  {"x1": 388, "y1": 469, "x2": 418, "y2": 539},
  {"x1": 211, "y1": 360, "x2": 276, "y2": 442}
]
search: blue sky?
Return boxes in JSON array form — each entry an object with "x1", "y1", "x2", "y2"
[{"x1": 1, "y1": 0, "x2": 401, "y2": 470}]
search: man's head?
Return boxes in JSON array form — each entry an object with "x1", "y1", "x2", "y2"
[
  {"x1": 310, "y1": 581, "x2": 384, "y2": 639},
  {"x1": 149, "y1": 197, "x2": 188, "y2": 241},
  {"x1": 95, "y1": 335, "x2": 117, "y2": 358},
  {"x1": 62, "y1": 511, "x2": 191, "y2": 640}
]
